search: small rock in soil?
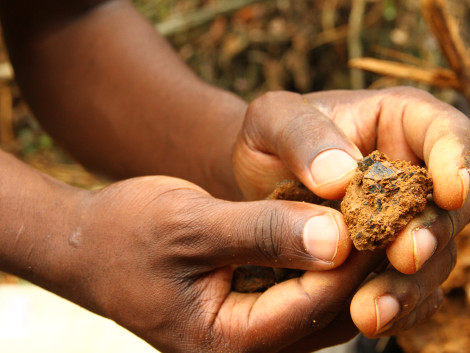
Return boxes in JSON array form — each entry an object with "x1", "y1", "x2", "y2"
[{"x1": 341, "y1": 151, "x2": 433, "y2": 251}]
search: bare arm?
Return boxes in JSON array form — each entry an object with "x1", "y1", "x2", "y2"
[
  {"x1": 2, "y1": 1, "x2": 470, "y2": 350},
  {"x1": 0, "y1": 0, "x2": 246, "y2": 200},
  {"x1": 0, "y1": 149, "x2": 92, "y2": 308}
]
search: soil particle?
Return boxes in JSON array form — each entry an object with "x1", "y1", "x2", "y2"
[
  {"x1": 464, "y1": 151, "x2": 470, "y2": 169},
  {"x1": 266, "y1": 179, "x2": 323, "y2": 203},
  {"x1": 267, "y1": 179, "x2": 341, "y2": 211},
  {"x1": 231, "y1": 265, "x2": 304, "y2": 293},
  {"x1": 341, "y1": 151, "x2": 433, "y2": 251}
]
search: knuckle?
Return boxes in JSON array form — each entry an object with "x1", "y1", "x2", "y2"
[
  {"x1": 410, "y1": 277, "x2": 424, "y2": 305},
  {"x1": 153, "y1": 194, "x2": 217, "y2": 260},
  {"x1": 386, "y1": 86, "x2": 433, "y2": 99},
  {"x1": 445, "y1": 240, "x2": 458, "y2": 274},
  {"x1": 246, "y1": 91, "x2": 299, "y2": 123},
  {"x1": 401, "y1": 310, "x2": 418, "y2": 331},
  {"x1": 253, "y1": 207, "x2": 283, "y2": 261},
  {"x1": 247, "y1": 91, "x2": 284, "y2": 117},
  {"x1": 258, "y1": 90, "x2": 289, "y2": 105},
  {"x1": 279, "y1": 113, "x2": 334, "y2": 153}
]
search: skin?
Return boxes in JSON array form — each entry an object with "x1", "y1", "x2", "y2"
[{"x1": 0, "y1": 0, "x2": 469, "y2": 352}]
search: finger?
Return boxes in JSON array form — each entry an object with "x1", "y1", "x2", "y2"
[
  {"x1": 375, "y1": 288, "x2": 444, "y2": 337},
  {"x1": 387, "y1": 194, "x2": 470, "y2": 274},
  {"x1": 381, "y1": 87, "x2": 470, "y2": 210},
  {"x1": 213, "y1": 250, "x2": 383, "y2": 352},
  {"x1": 149, "y1": 181, "x2": 352, "y2": 271},
  {"x1": 235, "y1": 91, "x2": 362, "y2": 200},
  {"x1": 203, "y1": 198, "x2": 354, "y2": 271},
  {"x1": 303, "y1": 88, "x2": 422, "y2": 164},
  {"x1": 351, "y1": 240, "x2": 456, "y2": 338}
]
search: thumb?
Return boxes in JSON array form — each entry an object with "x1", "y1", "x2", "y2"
[
  {"x1": 278, "y1": 116, "x2": 363, "y2": 200},
  {"x1": 234, "y1": 91, "x2": 362, "y2": 201},
  {"x1": 204, "y1": 198, "x2": 353, "y2": 271}
]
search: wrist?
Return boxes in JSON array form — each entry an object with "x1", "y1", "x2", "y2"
[{"x1": 0, "y1": 153, "x2": 93, "y2": 306}]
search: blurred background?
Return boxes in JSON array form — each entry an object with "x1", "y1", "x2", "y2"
[
  {"x1": 0, "y1": 0, "x2": 469, "y2": 193},
  {"x1": 0, "y1": 0, "x2": 469, "y2": 352},
  {"x1": 1, "y1": 0, "x2": 470, "y2": 192}
]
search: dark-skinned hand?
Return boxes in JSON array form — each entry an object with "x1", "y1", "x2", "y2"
[{"x1": 233, "y1": 87, "x2": 470, "y2": 341}]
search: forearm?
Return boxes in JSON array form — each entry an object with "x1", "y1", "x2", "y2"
[
  {"x1": 0, "y1": 149, "x2": 93, "y2": 306},
  {"x1": 0, "y1": 0, "x2": 246, "y2": 200}
]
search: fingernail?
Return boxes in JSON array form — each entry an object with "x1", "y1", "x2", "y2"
[
  {"x1": 375, "y1": 295, "x2": 400, "y2": 333},
  {"x1": 413, "y1": 228, "x2": 438, "y2": 271},
  {"x1": 303, "y1": 214, "x2": 339, "y2": 262},
  {"x1": 310, "y1": 149, "x2": 358, "y2": 187},
  {"x1": 459, "y1": 168, "x2": 469, "y2": 207}
]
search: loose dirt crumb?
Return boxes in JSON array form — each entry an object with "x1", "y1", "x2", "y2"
[{"x1": 341, "y1": 151, "x2": 433, "y2": 251}]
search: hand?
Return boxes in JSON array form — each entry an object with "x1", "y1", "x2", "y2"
[
  {"x1": 62, "y1": 176, "x2": 384, "y2": 353},
  {"x1": 233, "y1": 87, "x2": 470, "y2": 337}
]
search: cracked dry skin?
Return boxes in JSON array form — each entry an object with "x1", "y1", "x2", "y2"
[{"x1": 341, "y1": 151, "x2": 433, "y2": 251}]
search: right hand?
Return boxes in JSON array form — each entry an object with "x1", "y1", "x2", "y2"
[
  {"x1": 232, "y1": 88, "x2": 470, "y2": 341},
  {"x1": 55, "y1": 175, "x2": 383, "y2": 353}
]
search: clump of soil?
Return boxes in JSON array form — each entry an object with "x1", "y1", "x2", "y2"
[
  {"x1": 341, "y1": 151, "x2": 433, "y2": 251},
  {"x1": 232, "y1": 151, "x2": 434, "y2": 291},
  {"x1": 231, "y1": 265, "x2": 304, "y2": 293},
  {"x1": 267, "y1": 179, "x2": 323, "y2": 203},
  {"x1": 266, "y1": 179, "x2": 341, "y2": 210}
]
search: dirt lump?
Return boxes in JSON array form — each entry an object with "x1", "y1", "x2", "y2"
[{"x1": 341, "y1": 151, "x2": 433, "y2": 251}]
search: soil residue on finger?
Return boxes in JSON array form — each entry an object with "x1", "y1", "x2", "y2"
[
  {"x1": 464, "y1": 151, "x2": 470, "y2": 169},
  {"x1": 231, "y1": 265, "x2": 304, "y2": 293},
  {"x1": 267, "y1": 179, "x2": 341, "y2": 210},
  {"x1": 266, "y1": 179, "x2": 323, "y2": 203},
  {"x1": 341, "y1": 151, "x2": 433, "y2": 251}
]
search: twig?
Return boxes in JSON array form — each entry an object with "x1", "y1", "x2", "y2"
[
  {"x1": 371, "y1": 45, "x2": 426, "y2": 67},
  {"x1": 311, "y1": 24, "x2": 349, "y2": 49},
  {"x1": 421, "y1": 0, "x2": 470, "y2": 102},
  {"x1": 156, "y1": 0, "x2": 270, "y2": 37},
  {"x1": 349, "y1": 58, "x2": 460, "y2": 89},
  {"x1": 348, "y1": 0, "x2": 367, "y2": 89},
  {"x1": 310, "y1": 1, "x2": 383, "y2": 50},
  {"x1": 321, "y1": 0, "x2": 339, "y2": 31}
]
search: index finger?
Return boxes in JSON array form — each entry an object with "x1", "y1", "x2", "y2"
[
  {"x1": 383, "y1": 87, "x2": 470, "y2": 210},
  {"x1": 211, "y1": 250, "x2": 382, "y2": 352}
]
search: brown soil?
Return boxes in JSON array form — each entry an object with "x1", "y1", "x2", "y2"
[
  {"x1": 231, "y1": 265, "x2": 304, "y2": 293},
  {"x1": 341, "y1": 151, "x2": 433, "y2": 251},
  {"x1": 267, "y1": 179, "x2": 323, "y2": 203},
  {"x1": 396, "y1": 225, "x2": 470, "y2": 353},
  {"x1": 232, "y1": 152, "x2": 434, "y2": 291},
  {"x1": 267, "y1": 179, "x2": 341, "y2": 211}
]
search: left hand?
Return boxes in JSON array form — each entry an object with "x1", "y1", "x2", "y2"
[{"x1": 233, "y1": 87, "x2": 470, "y2": 337}]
